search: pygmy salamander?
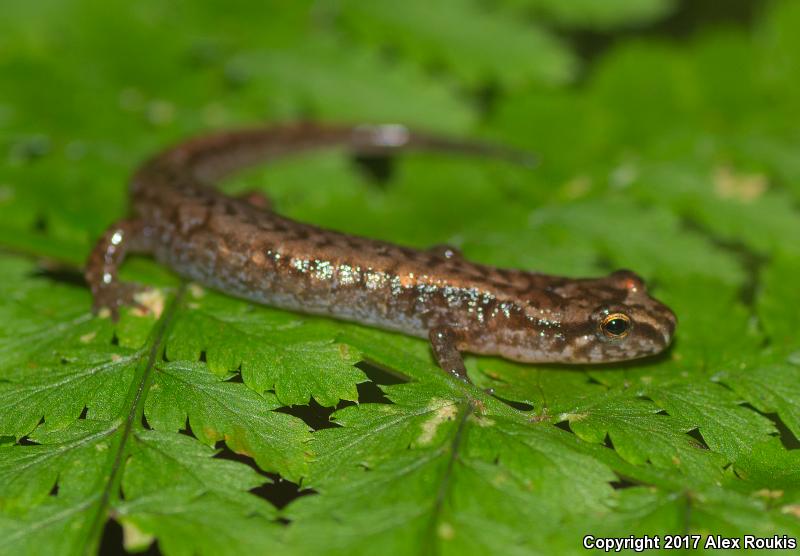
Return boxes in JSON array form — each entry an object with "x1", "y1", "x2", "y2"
[{"x1": 86, "y1": 123, "x2": 676, "y2": 381}]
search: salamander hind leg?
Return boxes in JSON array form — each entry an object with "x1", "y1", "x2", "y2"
[
  {"x1": 85, "y1": 219, "x2": 152, "y2": 320},
  {"x1": 428, "y1": 326, "x2": 470, "y2": 383}
]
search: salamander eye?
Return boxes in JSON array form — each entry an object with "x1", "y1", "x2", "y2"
[{"x1": 600, "y1": 313, "x2": 631, "y2": 339}]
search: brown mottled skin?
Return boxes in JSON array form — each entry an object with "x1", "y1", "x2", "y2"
[{"x1": 86, "y1": 123, "x2": 676, "y2": 381}]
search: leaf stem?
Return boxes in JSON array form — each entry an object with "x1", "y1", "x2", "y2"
[
  {"x1": 424, "y1": 399, "x2": 474, "y2": 556},
  {"x1": 79, "y1": 285, "x2": 186, "y2": 556}
]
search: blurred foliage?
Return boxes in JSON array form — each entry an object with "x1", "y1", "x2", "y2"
[{"x1": 1, "y1": 0, "x2": 799, "y2": 555}]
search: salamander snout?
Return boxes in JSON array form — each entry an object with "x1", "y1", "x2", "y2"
[
  {"x1": 586, "y1": 269, "x2": 677, "y2": 361},
  {"x1": 588, "y1": 296, "x2": 676, "y2": 361}
]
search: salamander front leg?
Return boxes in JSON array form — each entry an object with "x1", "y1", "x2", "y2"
[
  {"x1": 85, "y1": 219, "x2": 152, "y2": 320},
  {"x1": 429, "y1": 326, "x2": 470, "y2": 383}
]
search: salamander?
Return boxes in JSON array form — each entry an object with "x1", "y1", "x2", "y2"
[{"x1": 85, "y1": 123, "x2": 676, "y2": 381}]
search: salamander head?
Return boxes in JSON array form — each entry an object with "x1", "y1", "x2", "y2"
[{"x1": 491, "y1": 270, "x2": 676, "y2": 364}]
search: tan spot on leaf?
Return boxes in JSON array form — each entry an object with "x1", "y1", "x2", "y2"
[
  {"x1": 133, "y1": 289, "x2": 165, "y2": 318},
  {"x1": 202, "y1": 427, "x2": 222, "y2": 443},
  {"x1": 491, "y1": 472, "x2": 508, "y2": 487},
  {"x1": 418, "y1": 399, "x2": 458, "y2": 445},
  {"x1": 121, "y1": 519, "x2": 155, "y2": 552},
  {"x1": 469, "y1": 414, "x2": 495, "y2": 427},
  {"x1": 437, "y1": 522, "x2": 455, "y2": 540},
  {"x1": 754, "y1": 488, "x2": 783, "y2": 500},
  {"x1": 226, "y1": 433, "x2": 254, "y2": 457},
  {"x1": 235, "y1": 447, "x2": 254, "y2": 458},
  {"x1": 562, "y1": 412, "x2": 587, "y2": 422},
  {"x1": 713, "y1": 166, "x2": 767, "y2": 202},
  {"x1": 188, "y1": 283, "x2": 206, "y2": 298},
  {"x1": 80, "y1": 332, "x2": 96, "y2": 344},
  {"x1": 781, "y1": 505, "x2": 800, "y2": 518}
]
